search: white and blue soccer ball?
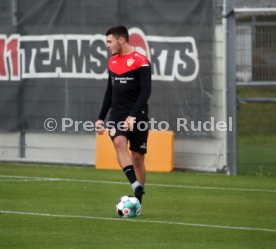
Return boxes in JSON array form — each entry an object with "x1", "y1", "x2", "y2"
[{"x1": 116, "y1": 195, "x2": 142, "y2": 218}]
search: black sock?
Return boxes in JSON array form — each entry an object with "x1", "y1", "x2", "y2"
[{"x1": 123, "y1": 165, "x2": 137, "y2": 184}]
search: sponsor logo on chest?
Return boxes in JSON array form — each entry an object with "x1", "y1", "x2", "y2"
[{"x1": 115, "y1": 76, "x2": 134, "y2": 84}]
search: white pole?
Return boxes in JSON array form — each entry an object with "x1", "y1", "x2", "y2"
[
  {"x1": 234, "y1": 8, "x2": 276, "y2": 14},
  {"x1": 222, "y1": 0, "x2": 228, "y2": 173}
]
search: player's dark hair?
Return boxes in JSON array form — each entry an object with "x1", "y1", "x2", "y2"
[{"x1": 106, "y1": 26, "x2": 129, "y2": 42}]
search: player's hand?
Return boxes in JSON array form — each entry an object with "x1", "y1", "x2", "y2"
[
  {"x1": 124, "y1": 116, "x2": 136, "y2": 131},
  {"x1": 95, "y1": 120, "x2": 105, "y2": 135}
]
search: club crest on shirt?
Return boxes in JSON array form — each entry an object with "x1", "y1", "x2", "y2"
[{"x1": 127, "y1": 58, "x2": 135, "y2": 67}]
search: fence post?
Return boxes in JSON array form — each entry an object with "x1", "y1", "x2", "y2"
[
  {"x1": 224, "y1": 0, "x2": 237, "y2": 175},
  {"x1": 11, "y1": 0, "x2": 26, "y2": 159}
]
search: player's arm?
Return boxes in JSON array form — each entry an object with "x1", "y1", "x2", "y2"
[
  {"x1": 96, "y1": 75, "x2": 112, "y2": 134},
  {"x1": 129, "y1": 64, "x2": 151, "y2": 117}
]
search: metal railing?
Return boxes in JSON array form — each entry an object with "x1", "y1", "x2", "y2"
[{"x1": 235, "y1": 8, "x2": 276, "y2": 176}]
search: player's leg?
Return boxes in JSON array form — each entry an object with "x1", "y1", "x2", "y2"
[
  {"x1": 128, "y1": 120, "x2": 148, "y2": 203},
  {"x1": 112, "y1": 135, "x2": 132, "y2": 167},
  {"x1": 131, "y1": 151, "x2": 146, "y2": 203},
  {"x1": 112, "y1": 135, "x2": 143, "y2": 196},
  {"x1": 131, "y1": 151, "x2": 146, "y2": 186}
]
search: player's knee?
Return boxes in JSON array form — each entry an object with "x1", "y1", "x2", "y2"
[{"x1": 113, "y1": 137, "x2": 127, "y2": 151}]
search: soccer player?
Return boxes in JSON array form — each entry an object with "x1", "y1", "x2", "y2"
[{"x1": 95, "y1": 26, "x2": 151, "y2": 204}]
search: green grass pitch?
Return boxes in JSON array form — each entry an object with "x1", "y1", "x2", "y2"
[{"x1": 0, "y1": 164, "x2": 275, "y2": 249}]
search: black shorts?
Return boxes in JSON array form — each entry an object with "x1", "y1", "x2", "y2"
[{"x1": 107, "y1": 116, "x2": 149, "y2": 154}]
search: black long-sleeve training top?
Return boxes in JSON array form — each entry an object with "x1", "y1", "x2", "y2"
[{"x1": 98, "y1": 51, "x2": 151, "y2": 121}]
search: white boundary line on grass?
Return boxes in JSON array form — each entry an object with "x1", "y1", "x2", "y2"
[
  {"x1": 0, "y1": 174, "x2": 275, "y2": 193},
  {"x1": 1, "y1": 210, "x2": 276, "y2": 233}
]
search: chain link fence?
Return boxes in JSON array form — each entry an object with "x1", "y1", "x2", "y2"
[{"x1": 236, "y1": 11, "x2": 276, "y2": 176}]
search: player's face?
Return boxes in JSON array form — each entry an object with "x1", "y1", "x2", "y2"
[{"x1": 106, "y1": 34, "x2": 122, "y2": 55}]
